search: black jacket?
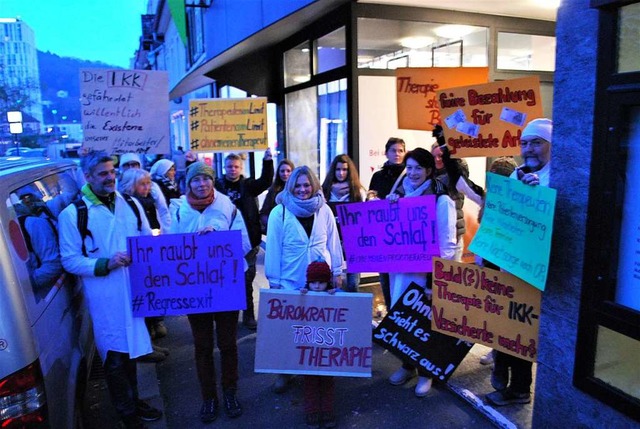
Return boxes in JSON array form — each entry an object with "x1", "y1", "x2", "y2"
[
  {"x1": 368, "y1": 162, "x2": 405, "y2": 199},
  {"x1": 215, "y1": 159, "x2": 274, "y2": 248}
]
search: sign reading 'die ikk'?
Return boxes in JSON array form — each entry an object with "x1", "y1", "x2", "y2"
[
  {"x1": 126, "y1": 231, "x2": 245, "y2": 317},
  {"x1": 469, "y1": 173, "x2": 557, "y2": 291},
  {"x1": 437, "y1": 76, "x2": 543, "y2": 157},
  {"x1": 188, "y1": 98, "x2": 268, "y2": 152},
  {"x1": 373, "y1": 282, "x2": 472, "y2": 381},
  {"x1": 254, "y1": 289, "x2": 373, "y2": 377},
  {"x1": 431, "y1": 258, "x2": 541, "y2": 362},
  {"x1": 396, "y1": 67, "x2": 489, "y2": 131},
  {"x1": 80, "y1": 69, "x2": 170, "y2": 155},
  {"x1": 337, "y1": 197, "x2": 439, "y2": 273}
]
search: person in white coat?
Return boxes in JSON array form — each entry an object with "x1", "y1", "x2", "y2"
[
  {"x1": 265, "y1": 165, "x2": 344, "y2": 393},
  {"x1": 386, "y1": 147, "x2": 457, "y2": 398},
  {"x1": 58, "y1": 151, "x2": 161, "y2": 429},
  {"x1": 169, "y1": 161, "x2": 251, "y2": 424}
]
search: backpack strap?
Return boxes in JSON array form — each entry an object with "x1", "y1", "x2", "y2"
[
  {"x1": 73, "y1": 199, "x2": 92, "y2": 257},
  {"x1": 122, "y1": 193, "x2": 142, "y2": 232}
]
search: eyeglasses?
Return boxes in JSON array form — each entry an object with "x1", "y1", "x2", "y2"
[{"x1": 520, "y1": 139, "x2": 546, "y2": 149}]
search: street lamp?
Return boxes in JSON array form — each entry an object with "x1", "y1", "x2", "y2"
[{"x1": 7, "y1": 111, "x2": 23, "y2": 156}]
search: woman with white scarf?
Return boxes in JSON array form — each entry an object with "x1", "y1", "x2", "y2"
[
  {"x1": 386, "y1": 147, "x2": 457, "y2": 398},
  {"x1": 265, "y1": 166, "x2": 344, "y2": 395}
]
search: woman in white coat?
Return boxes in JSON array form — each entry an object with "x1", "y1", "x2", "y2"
[
  {"x1": 265, "y1": 166, "x2": 344, "y2": 393},
  {"x1": 386, "y1": 147, "x2": 457, "y2": 398}
]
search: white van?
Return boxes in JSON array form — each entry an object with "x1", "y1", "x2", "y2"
[{"x1": 0, "y1": 157, "x2": 94, "y2": 428}]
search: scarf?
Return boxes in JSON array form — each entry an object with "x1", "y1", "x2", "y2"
[
  {"x1": 330, "y1": 182, "x2": 350, "y2": 201},
  {"x1": 186, "y1": 189, "x2": 214, "y2": 212},
  {"x1": 401, "y1": 177, "x2": 432, "y2": 197},
  {"x1": 276, "y1": 190, "x2": 324, "y2": 217}
]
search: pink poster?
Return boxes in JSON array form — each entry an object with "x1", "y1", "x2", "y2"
[{"x1": 337, "y1": 196, "x2": 439, "y2": 273}]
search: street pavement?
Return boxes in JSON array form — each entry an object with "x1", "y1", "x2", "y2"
[{"x1": 84, "y1": 249, "x2": 532, "y2": 428}]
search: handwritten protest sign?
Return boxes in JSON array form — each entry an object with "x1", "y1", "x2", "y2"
[
  {"x1": 469, "y1": 173, "x2": 556, "y2": 291},
  {"x1": 255, "y1": 289, "x2": 373, "y2": 377},
  {"x1": 373, "y1": 282, "x2": 472, "y2": 381},
  {"x1": 431, "y1": 258, "x2": 541, "y2": 362},
  {"x1": 336, "y1": 197, "x2": 439, "y2": 273},
  {"x1": 396, "y1": 67, "x2": 489, "y2": 131},
  {"x1": 188, "y1": 98, "x2": 268, "y2": 152},
  {"x1": 80, "y1": 69, "x2": 170, "y2": 154},
  {"x1": 127, "y1": 231, "x2": 245, "y2": 317},
  {"x1": 437, "y1": 76, "x2": 543, "y2": 157}
]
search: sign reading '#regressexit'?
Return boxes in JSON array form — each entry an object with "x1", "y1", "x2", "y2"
[
  {"x1": 80, "y1": 69, "x2": 170, "y2": 155},
  {"x1": 127, "y1": 231, "x2": 245, "y2": 317},
  {"x1": 469, "y1": 173, "x2": 557, "y2": 291},
  {"x1": 188, "y1": 98, "x2": 268, "y2": 152},
  {"x1": 254, "y1": 289, "x2": 373, "y2": 377},
  {"x1": 336, "y1": 197, "x2": 440, "y2": 273}
]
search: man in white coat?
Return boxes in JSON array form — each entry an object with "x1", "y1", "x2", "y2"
[{"x1": 58, "y1": 151, "x2": 162, "y2": 429}]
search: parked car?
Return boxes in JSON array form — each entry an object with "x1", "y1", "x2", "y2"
[{"x1": 0, "y1": 158, "x2": 94, "y2": 428}]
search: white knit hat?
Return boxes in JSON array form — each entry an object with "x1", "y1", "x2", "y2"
[
  {"x1": 521, "y1": 118, "x2": 553, "y2": 143},
  {"x1": 150, "y1": 159, "x2": 174, "y2": 178},
  {"x1": 119, "y1": 153, "x2": 142, "y2": 167}
]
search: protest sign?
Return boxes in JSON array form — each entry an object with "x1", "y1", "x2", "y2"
[
  {"x1": 469, "y1": 173, "x2": 556, "y2": 291},
  {"x1": 188, "y1": 98, "x2": 268, "y2": 152},
  {"x1": 396, "y1": 67, "x2": 489, "y2": 131},
  {"x1": 127, "y1": 231, "x2": 245, "y2": 317},
  {"x1": 336, "y1": 197, "x2": 439, "y2": 273},
  {"x1": 437, "y1": 76, "x2": 543, "y2": 157},
  {"x1": 255, "y1": 289, "x2": 373, "y2": 377},
  {"x1": 373, "y1": 282, "x2": 472, "y2": 381},
  {"x1": 431, "y1": 258, "x2": 541, "y2": 362},
  {"x1": 80, "y1": 69, "x2": 170, "y2": 154}
]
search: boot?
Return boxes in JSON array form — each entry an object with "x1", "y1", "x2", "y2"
[{"x1": 242, "y1": 311, "x2": 257, "y2": 330}]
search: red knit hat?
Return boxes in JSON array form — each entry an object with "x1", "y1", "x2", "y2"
[{"x1": 306, "y1": 260, "x2": 332, "y2": 284}]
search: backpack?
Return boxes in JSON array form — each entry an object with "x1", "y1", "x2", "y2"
[{"x1": 73, "y1": 194, "x2": 142, "y2": 257}]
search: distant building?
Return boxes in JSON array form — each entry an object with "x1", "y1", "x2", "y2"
[{"x1": 0, "y1": 18, "x2": 44, "y2": 127}]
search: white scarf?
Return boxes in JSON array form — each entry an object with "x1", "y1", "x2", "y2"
[
  {"x1": 276, "y1": 190, "x2": 325, "y2": 217},
  {"x1": 401, "y1": 177, "x2": 432, "y2": 197}
]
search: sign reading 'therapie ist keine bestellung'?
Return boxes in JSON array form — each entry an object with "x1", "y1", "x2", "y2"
[
  {"x1": 188, "y1": 98, "x2": 268, "y2": 152},
  {"x1": 437, "y1": 76, "x2": 543, "y2": 157},
  {"x1": 80, "y1": 69, "x2": 170, "y2": 155}
]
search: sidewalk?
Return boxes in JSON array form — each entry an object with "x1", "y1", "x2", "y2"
[{"x1": 85, "y1": 248, "x2": 532, "y2": 429}]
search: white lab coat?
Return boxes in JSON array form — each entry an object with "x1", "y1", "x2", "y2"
[
  {"x1": 169, "y1": 193, "x2": 251, "y2": 270},
  {"x1": 265, "y1": 204, "x2": 344, "y2": 290},
  {"x1": 58, "y1": 192, "x2": 152, "y2": 361}
]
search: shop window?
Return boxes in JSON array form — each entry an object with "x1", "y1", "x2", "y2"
[
  {"x1": 316, "y1": 27, "x2": 346, "y2": 74},
  {"x1": 284, "y1": 41, "x2": 311, "y2": 88},
  {"x1": 357, "y1": 18, "x2": 488, "y2": 69},
  {"x1": 497, "y1": 32, "x2": 556, "y2": 71},
  {"x1": 285, "y1": 79, "x2": 347, "y2": 180},
  {"x1": 617, "y1": 3, "x2": 640, "y2": 73}
]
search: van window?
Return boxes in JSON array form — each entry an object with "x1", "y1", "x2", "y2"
[{"x1": 7, "y1": 167, "x2": 82, "y2": 302}]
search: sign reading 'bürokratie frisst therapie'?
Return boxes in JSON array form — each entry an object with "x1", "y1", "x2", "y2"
[
  {"x1": 80, "y1": 69, "x2": 170, "y2": 155},
  {"x1": 469, "y1": 173, "x2": 556, "y2": 291},
  {"x1": 336, "y1": 197, "x2": 439, "y2": 273},
  {"x1": 127, "y1": 231, "x2": 245, "y2": 317},
  {"x1": 431, "y1": 258, "x2": 541, "y2": 362},
  {"x1": 255, "y1": 289, "x2": 373, "y2": 377},
  {"x1": 437, "y1": 76, "x2": 543, "y2": 158},
  {"x1": 188, "y1": 98, "x2": 268, "y2": 153},
  {"x1": 373, "y1": 282, "x2": 472, "y2": 381}
]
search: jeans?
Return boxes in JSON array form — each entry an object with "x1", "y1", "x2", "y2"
[
  {"x1": 103, "y1": 351, "x2": 138, "y2": 419},
  {"x1": 244, "y1": 246, "x2": 259, "y2": 319},
  {"x1": 344, "y1": 273, "x2": 361, "y2": 292},
  {"x1": 188, "y1": 311, "x2": 240, "y2": 400},
  {"x1": 379, "y1": 273, "x2": 391, "y2": 309},
  {"x1": 493, "y1": 351, "x2": 533, "y2": 393}
]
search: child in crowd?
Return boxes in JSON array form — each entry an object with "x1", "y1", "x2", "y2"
[{"x1": 300, "y1": 260, "x2": 337, "y2": 428}]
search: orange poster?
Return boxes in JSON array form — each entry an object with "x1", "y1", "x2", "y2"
[
  {"x1": 437, "y1": 76, "x2": 543, "y2": 157},
  {"x1": 396, "y1": 67, "x2": 489, "y2": 131}
]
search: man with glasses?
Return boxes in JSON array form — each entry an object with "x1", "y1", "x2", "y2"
[
  {"x1": 486, "y1": 118, "x2": 552, "y2": 407},
  {"x1": 58, "y1": 151, "x2": 162, "y2": 428}
]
